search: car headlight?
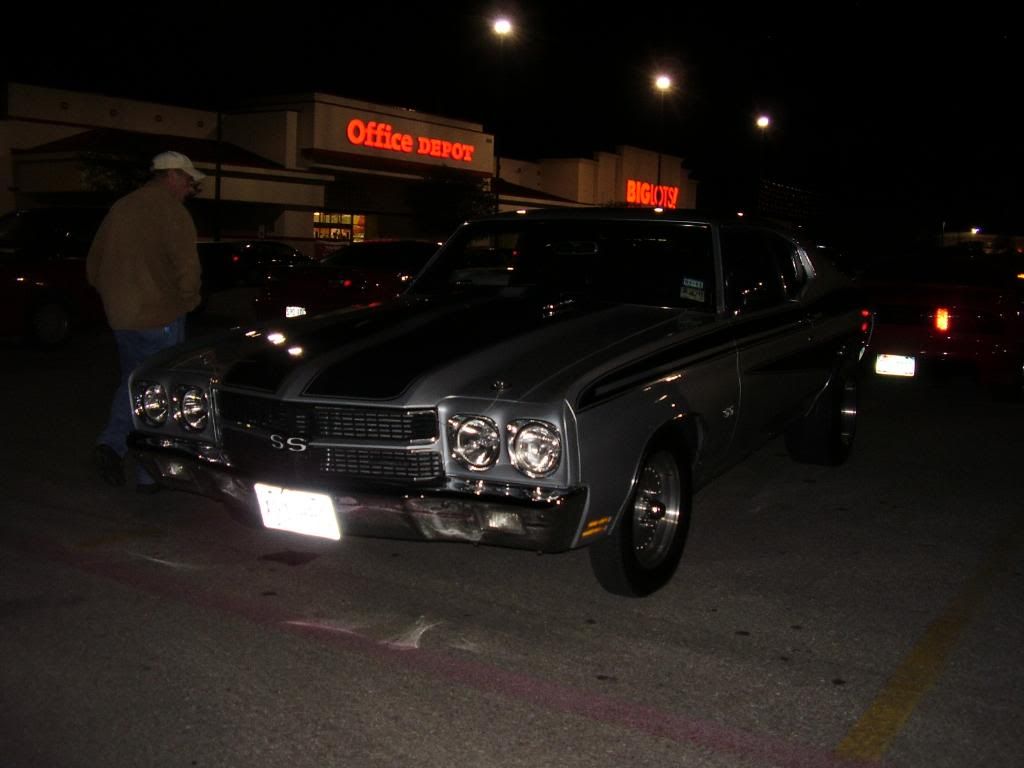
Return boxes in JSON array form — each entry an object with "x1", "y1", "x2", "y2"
[
  {"x1": 136, "y1": 383, "x2": 168, "y2": 426},
  {"x1": 177, "y1": 386, "x2": 209, "y2": 432},
  {"x1": 507, "y1": 420, "x2": 561, "y2": 478},
  {"x1": 448, "y1": 415, "x2": 500, "y2": 471}
]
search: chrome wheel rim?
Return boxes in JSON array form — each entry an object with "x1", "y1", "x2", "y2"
[{"x1": 631, "y1": 450, "x2": 682, "y2": 569}]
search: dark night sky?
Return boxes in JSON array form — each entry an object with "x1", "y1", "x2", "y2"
[{"x1": 6, "y1": 2, "x2": 1022, "y2": 240}]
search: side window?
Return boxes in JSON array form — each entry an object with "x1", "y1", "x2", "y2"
[
  {"x1": 762, "y1": 232, "x2": 806, "y2": 299},
  {"x1": 720, "y1": 226, "x2": 786, "y2": 314}
]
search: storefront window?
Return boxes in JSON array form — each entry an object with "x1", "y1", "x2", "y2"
[
  {"x1": 313, "y1": 211, "x2": 366, "y2": 243},
  {"x1": 313, "y1": 211, "x2": 366, "y2": 258}
]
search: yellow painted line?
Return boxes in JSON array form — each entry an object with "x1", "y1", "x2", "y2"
[{"x1": 834, "y1": 517, "x2": 1024, "y2": 761}]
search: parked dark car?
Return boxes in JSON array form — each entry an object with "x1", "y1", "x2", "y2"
[
  {"x1": 865, "y1": 244, "x2": 1024, "y2": 395},
  {"x1": 197, "y1": 239, "x2": 315, "y2": 294},
  {"x1": 128, "y1": 208, "x2": 871, "y2": 596},
  {"x1": 0, "y1": 206, "x2": 107, "y2": 345},
  {"x1": 252, "y1": 239, "x2": 440, "y2": 320}
]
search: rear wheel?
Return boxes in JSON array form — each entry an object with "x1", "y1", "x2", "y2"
[
  {"x1": 785, "y1": 373, "x2": 857, "y2": 465},
  {"x1": 588, "y1": 441, "x2": 692, "y2": 597}
]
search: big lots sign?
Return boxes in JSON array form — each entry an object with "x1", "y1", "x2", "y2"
[
  {"x1": 626, "y1": 179, "x2": 679, "y2": 208},
  {"x1": 346, "y1": 118, "x2": 477, "y2": 163}
]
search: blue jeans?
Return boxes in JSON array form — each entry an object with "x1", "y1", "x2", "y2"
[{"x1": 97, "y1": 317, "x2": 186, "y2": 483}]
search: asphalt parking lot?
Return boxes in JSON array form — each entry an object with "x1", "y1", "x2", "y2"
[{"x1": 2, "y1": 325, "x2": 1022, "y2": 768}]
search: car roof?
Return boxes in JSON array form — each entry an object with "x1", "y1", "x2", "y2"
[{"x1": 470, "y1": 206, "x2": 795, "y2": 232}]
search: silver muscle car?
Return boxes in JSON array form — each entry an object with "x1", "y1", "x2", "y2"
[{"x1": 128, "y1": 208, "x2": 871, "y2": 596}]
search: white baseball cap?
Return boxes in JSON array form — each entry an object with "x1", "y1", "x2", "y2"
[{"x1": 151, "y1": 151, "x2": 205, "y2": 182}]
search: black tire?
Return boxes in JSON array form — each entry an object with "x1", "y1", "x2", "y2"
[
  {"x1": 588, "y1": 440, "x2": 692, "y2": 597},
  {"x1": 29, "y1": 301, "x2": 72, "y2": 346},
  {"x1": 785, "y1": 372, "x2": 857, "y2": 465}
]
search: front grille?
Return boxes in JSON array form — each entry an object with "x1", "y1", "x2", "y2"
[
  {"x1": 320, "y1": 447, "x2": 442, "y2": 481},
  {"x1": 217, "y1": 390, "x2": 444, "y2": 485},
  {"x1": 217, "y1": 390, "x2": 438, "y2": 442},
  {"x1": 314, "y1": 405, "x2": 437, "y2": 441}
]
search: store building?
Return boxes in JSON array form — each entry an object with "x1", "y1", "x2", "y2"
[{"x1": 2, "y1": 82, "x2": 696, "y2": 256}]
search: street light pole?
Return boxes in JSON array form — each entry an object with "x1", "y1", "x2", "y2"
[
  {"x1": 654, "y1": 74, "x2": 671, "y2": 191},
  {"x1": 492, "y1": 17, "x2": 512, "y2": 213}
]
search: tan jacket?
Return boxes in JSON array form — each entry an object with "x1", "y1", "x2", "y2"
[{"x1": 87, "y1": 182, "x2": 201, "y2": 330}]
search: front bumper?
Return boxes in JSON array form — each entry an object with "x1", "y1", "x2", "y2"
[{"x1": 128, "y1": 434, "x2": 588, "y2": 553}]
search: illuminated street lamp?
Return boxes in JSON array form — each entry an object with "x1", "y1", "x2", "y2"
[
  {"x1": 492, "y1": 17, "x2": 513, "y2": 211},
  {"x1": 654, "y1": 74, "x2": 672, "y2": 189},
  {"x1": 755, "y1": 114, "x2": 771, "y2": 211}
]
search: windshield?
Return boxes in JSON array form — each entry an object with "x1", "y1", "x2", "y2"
[
  {"x1": 322, "y1": 241, "x2": 438, "y2": 271},
  {"x1": 410, "y1": 219, "x2": 715, "y2": 311}
]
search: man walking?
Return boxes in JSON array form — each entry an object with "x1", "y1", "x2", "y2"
[{"x1": 87, "y1": 151, "x2": 204, "y2": 493}]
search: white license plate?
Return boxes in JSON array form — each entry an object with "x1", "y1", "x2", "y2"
[
  {"x1": 254, "y1": 483, "x2": 340, "y2": 540},
  {"x1": 875, "y1": 353, "x2": 916, "y2": 377}
]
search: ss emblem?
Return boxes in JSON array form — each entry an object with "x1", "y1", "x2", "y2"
[{"x1": 270, "y1": 434, "x2": 308, "y2": 452}]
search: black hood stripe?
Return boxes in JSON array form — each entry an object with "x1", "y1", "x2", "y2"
[{"x1": 222, "y1": 293, "x2": 613, "y2": 397}]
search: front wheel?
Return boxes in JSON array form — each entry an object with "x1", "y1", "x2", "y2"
[{"x1": 588, "y1": 441, "x2": 692, "y2": 597}]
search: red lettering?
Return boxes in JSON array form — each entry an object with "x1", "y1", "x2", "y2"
[
  {"x1": 349, "y1": 117, "x2": 476, "y2": 162},
  {"x1": 625, "y1": 179, "x2": 679, "y2": 208},
  {"x1": 347, "y1": 118, "x2": 366, "y2": 146}
]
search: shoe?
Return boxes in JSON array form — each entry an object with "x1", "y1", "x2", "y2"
[
  {"x1": 135, "y1": 483, "x2": 162, "y2": 495},
  {"x1": 94, "y1": 444, "x2": 125, "y2": 486}
]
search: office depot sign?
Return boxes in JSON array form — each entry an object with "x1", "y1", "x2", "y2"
[
  {"x1": 626, "y1": 179, "x2": 679, "y2": 208},
  {"x1": 346, "y1": 118, "x2": 477, "y2": 163}
]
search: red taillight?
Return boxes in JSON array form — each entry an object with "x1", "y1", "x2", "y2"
[
  {"x1": 341, "y1": 279, "x2": 353, "y2": 288},
  {"x1": 934, "y1": 307, "x2": 950, "y2": 332},
  {"x1": 231, "y1": 254, "x2": 241, "y2": 263}
]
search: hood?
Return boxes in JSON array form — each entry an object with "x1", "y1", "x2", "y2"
[{"x1": 160, "y1": 292, "x2": 700, "y2": 403}]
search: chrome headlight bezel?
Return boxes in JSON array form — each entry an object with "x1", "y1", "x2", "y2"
[
  {"x1": 176, "y1": 386, "x2": 209, "y2": 432},
  {"x1": 447, "y1": 414, "x2": 501, "y2": 471},
  {"x1": 507, "y1": 419, "x2": 562, "y2": 478},
  {"x1": 135, "y1": 382, "x2": 168, "y2": 426}
]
